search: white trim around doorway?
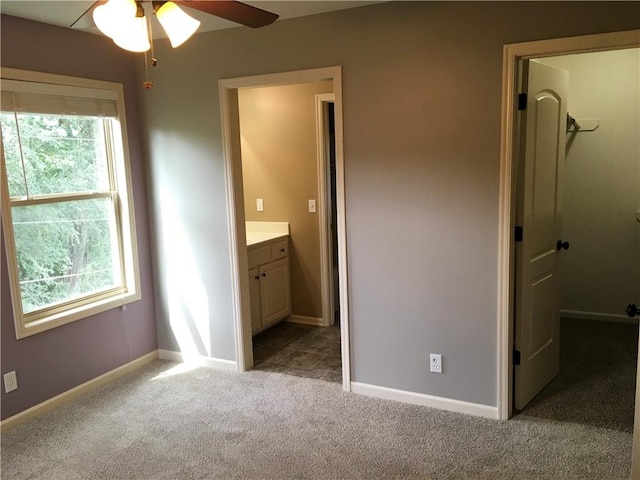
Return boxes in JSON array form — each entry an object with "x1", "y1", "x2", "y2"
[
  {"x1": 496, "y1": 31, "x2": 640, "y2": 465},
  {"x1": 219, "y1": 66, "x2": 352, "y2": 392}
]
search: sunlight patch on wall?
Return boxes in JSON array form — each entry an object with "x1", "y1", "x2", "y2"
[{"x1": 160, "y1": 188, "x2": 211, "y2": 361}]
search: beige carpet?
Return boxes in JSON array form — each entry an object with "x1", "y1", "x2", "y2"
[
  {"x1": 521, "y1": 318, "x2": 638, "y2": 433},
  {"x1": 1, "y1": 360, "x2": 634, "y2": 479}
]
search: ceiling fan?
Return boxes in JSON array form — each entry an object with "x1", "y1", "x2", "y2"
[
  {"x1": 73, "y1": 0, "x2": 278, "y2": 88},
  {"x1": 72, "y1": 0, "x2": 279, "y2": 33}
]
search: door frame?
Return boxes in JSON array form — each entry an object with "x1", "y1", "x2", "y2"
[
  {"x1": 315, "y1": 93, "x2": 336, "y2": 327},
  {"x1": 219, "y1": 66, "x2": 352, "y2": 391},
  {"x1": 497, "y1": 30, "x2": 640, "y2": 421}
]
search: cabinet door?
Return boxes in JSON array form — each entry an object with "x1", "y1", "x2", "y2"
[
  {"x1": 249, "y1": 268, "x2": 262, "y2": 334},
  {"x1": 260, "y1": 258, "x2": 291, "y2": 326}
]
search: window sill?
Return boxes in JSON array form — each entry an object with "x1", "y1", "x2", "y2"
[{"x1": 16, "y1": 291, "x2": 141, "y2": 339}]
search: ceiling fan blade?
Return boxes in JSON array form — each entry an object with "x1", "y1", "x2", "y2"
[{"x1": 174, "y1": 1, "x2": 278, "y2": 28}]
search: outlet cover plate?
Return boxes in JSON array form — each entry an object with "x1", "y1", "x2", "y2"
[
  {"x1": 3, "y1": 371, "x2": 18, "y2": 393},
  {"x1": 430, "y1": 354, "x2": 442, "y2": 373}
]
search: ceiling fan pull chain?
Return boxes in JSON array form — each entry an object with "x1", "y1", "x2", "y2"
[
  {"x1": 143, "y1": 50, "x2": 154, "y2": 90},
  {"x1": 148, "y1": 11, "x2": 158, "y2": 68},
  {"x1": 143, "y1": 12, "x2": 155, "y2": 90}
]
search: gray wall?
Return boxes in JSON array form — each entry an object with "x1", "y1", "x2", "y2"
[
  {"x1": 141, "y1": 2, "x2": 640, "y2": 407},
  {"x1": 540, "y1": 50, "x2": 640, "y2": 322},
  {"x1": 0, "y1": 16, "x2": 157, "y2": 420}
]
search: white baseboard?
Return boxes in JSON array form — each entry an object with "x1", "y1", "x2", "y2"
[
  {"x1": 158, "y1": 349, "x2": 237, "y2": 371},
  {"x1": 561, "y1": 309, "x2": 638, "y2": 325},
  {"x1": 287, "y1": 315, "x2": 325, "y2": 327},
  {"x1": 0, "y1": 350, "x2": 159, "y2": 432},
  {"x1": 351, "y1": 382, "x2": 499, "y2": 420}
]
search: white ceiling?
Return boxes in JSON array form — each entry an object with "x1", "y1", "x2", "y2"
[{"x1": 0, "y1": 1, "x2": 384, "y2": 38}]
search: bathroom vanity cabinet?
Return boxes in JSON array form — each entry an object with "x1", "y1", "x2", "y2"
[{"x1": 247, "y1": 234, "x2": 291, "y2": 335}]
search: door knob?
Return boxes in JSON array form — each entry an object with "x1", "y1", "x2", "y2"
[
  {"x1": 556, "y1": 240, "x2": 570, "y2": 251},
  {"x1": 626, "y1": 304, "x2": 639, "y2": 317}
]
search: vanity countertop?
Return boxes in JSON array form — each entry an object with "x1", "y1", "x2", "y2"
[
  {"x1": 245, "y1": 221, "x2": 290, "y2": 247},
  {"x1": 246, "y1": 231, "x2": 288, "y2": 247}
]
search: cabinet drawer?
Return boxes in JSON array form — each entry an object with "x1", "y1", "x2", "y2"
[
  {"x1": 248, "y1": 245, "x2": 271, "y2": 269},
  {"x1": 271, "y1": 240, "x2": 288, "y2": 260}
]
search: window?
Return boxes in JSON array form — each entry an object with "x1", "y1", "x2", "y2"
[{"x1": 0, "y1": 69, "x2": 140, "y2": 338}]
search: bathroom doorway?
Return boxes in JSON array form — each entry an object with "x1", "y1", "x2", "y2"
[
  {"x1": 219, "y1": 66, "x2": 351, "y2": 390},
  {"x1": 238, "y1": 83, "x2": 342, "y2": 383}
]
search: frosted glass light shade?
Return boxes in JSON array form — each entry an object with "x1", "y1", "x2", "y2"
[
  {"x1": 93, "y1": 0, "x2": 137, "y2": 39},
  {"x1": 156, "y1": 2, "x2": 200, "y2": 48},
  {"x1": 112, "y1": 15, "x2": 151, "y2": 52}
]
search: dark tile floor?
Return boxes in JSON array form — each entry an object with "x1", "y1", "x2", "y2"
[{"x1": 252, "y1": 321, "x2": 342, "y2": 383}]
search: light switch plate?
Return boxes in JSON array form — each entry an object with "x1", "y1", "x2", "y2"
[
  {"x1": 257, "y1": 198, "x2": 264, "y2": 212},
  {"x1": 308, "y1": 199, "x2": 316, "y2": 213}
]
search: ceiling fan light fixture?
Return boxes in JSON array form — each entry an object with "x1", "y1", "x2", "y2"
[
  {"x1": 112, "y1": 15, "x2": 151, "y2": 52},
  {"x1": 155, "y1": 2, "x2": 201, "y2": 48},
  {"x1": 93, "y1": 0, "x2": 137, "y2": 39}
]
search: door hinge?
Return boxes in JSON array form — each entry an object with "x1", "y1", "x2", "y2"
[
  {"x1": 514, "y1": 226, "x2": 523, "y2": 243},
  {"x1": 513, "y1": 349, "x2": 521, "y2": 366},
  {"x1": 517, "y1": 93, "x2": 527, "y2": 111}
]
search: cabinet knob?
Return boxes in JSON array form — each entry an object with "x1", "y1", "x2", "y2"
[
  {"x1": 261, "y1": 273, "x2": 267, "y2": 277},
  {"x1": 254, "y1": 275, "x2": 260, "y2": 280},
  {"x1": 280, "y1": 248, "x2": 285, "y2": 253}
]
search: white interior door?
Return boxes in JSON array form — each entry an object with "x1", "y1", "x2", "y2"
[{"x1": 515, "y1": 59, "x2": 569, "y2": 410}]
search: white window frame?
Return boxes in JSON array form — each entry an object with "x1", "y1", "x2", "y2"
[{"x1": 0, "y1": 68, "x2": 141, "y2": 339}]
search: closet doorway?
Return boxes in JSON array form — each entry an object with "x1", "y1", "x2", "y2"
[
  {"x1": 513, "y1": 49, "x2": 639, "y2": 433},
  {"x1": 497, "y1": 29, "x2": 640, "y2": 422}
]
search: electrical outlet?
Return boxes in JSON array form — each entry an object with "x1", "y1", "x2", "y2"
[
  {"x1": 429, "y1": 354, "x2": 442, "y2": 373},
  {"x1": 3, "y1": 371, "x2": 18, "y2": 393}
]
